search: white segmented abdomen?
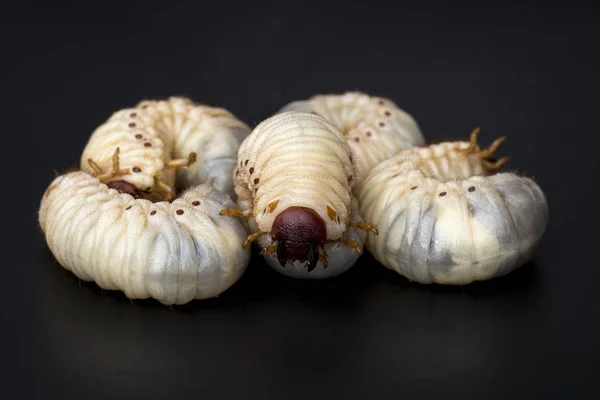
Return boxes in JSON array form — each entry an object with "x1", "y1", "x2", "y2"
[
  {"x1": 359, "y1": 141, "x2": 549, "y2": 284},
  {"x1": 279, "y1": 92, "x2": 425, "y2": 192},
  {"x1": 233, "y1": 111, "x2": 368, "y2": 278},
  {"x1": 39, "y1": 171, "x2": 250, "y2": 305}
]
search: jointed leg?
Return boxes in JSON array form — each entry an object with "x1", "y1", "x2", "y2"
[
  {"x1": 319, "y1": 246, "x2": 330, "y2": 268},
  {"x1": 165, "y1": 152, "x2": 196, "y2": 169},
  {"x1": 482, "y1": 156, "x2": 511, "y2": 172},
  {"x1": 353, "y1": 222, "x2": 379, "y2": 235},
  {"x1": 260, "y1": 241, "x2": 278, "y2": 256},
  {"x1": 463, "y1": 127, "x2": 481, "y2": 154},
  {"x1": 154, "y1": 178, "x2": 174, "y2": 201},
  {"x1": 477, "y1": 136, "x2": 507, "y2": 159},
  {"x1": 90, "y1": 147, "x2": 129, "y2": 182},
  {"x1": 342, "y1": 238, "x2": 362, "y2": 255},
  {"x1": 219, "y1": 208, "x2": 252, "y2": 218},
  {"x1": 243, "y1": 232, "x2": 263, "y2": 248}
]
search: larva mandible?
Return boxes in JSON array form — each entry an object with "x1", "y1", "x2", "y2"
[
  {"x1": 279, "y1": 91, "x2": 426, "y2": 192},
  {"x1": 358, "y1": 128, "x2": 549, "y2": 284},
  {"x1": 221, "y1": 111, "x2": 378, "y2": 279},
  {"x1": 39, "y1": 97, "x2": 252, "y2": 305}
]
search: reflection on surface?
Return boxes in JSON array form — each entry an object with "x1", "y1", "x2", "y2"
[{"x1": 30, "y1": 247, "x2": 544, "y2": 398}]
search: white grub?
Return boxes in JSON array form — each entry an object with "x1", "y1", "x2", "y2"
[
  {"x1": 39, "y1": 97, "x2": 252, "y2": 304},
  {"x1": 359, "y1": 128, "x2": 549, "y2": 284},
  {"x1": 226, "y1": 111, "x2": 378, "y2": 279},
  {"x1": 279, "y1": 91, "x2": 425, "y2": 194}
]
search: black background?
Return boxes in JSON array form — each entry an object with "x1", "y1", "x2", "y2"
[{"x1": 3, "y1": 0, "x2": 599, "y2": 398}]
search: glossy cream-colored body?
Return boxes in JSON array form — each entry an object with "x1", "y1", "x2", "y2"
[
  {"x1": 233, "y1": 111, "x2": 368, "y2": 278},
  {"x1": 359, "y1": 141, "x2": 549, "y2": 284},
  {"x1": 280, "y1": 92, "x2": 425, "y2": 193},
  {"x1": 39, "y1": 97, "x2": 252, "y2": 304}
]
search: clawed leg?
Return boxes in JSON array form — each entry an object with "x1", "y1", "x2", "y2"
[
  {"x1": 243, "y1": 232, "x2": 263, "y2": 248},
  {"x1": 462, "y1": 127, "x2": 481, "y2": 154},
  {"x1": 353, "y1": 222, "x2": 379, "y2": 235},
  {"x1": 219, "y1": 208, "x2": 252, "y2": 218},
  {"x1": 342, "y1": 238, "x2": 362, "y2": 255},
  {"x1": 477, "y1": 136, "x2": 507, "y2": 159},
  {"x1": 165, "y1": 152, "x2": 197, "y2": 169},
  {"x1": 482, "y1": 156, "x2": 511, "y2": 172},
  {"x1": 260, "y1": 241, "x2": 278, "y2": 256},
  {"x1": 89, "y1": 147, "x2": 129, "y2": 182},
  {"x1": 154, "y1": 178, "x2": 174, "y2": 201},
  {"x1": 319, "y1": 246, "x2": 330, "y2": 268}
]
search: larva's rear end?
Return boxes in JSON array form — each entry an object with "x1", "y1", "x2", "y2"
[{"x1": 228, "y1": 111, "x2": 375, "y2": 278}]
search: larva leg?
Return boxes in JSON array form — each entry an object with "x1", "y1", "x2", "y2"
[
  {"x1": 462, "y1": 127, "x2": 481, "y2": 155},
  {"x1": 483, "y1": 156, "x2": 511, "y2": 172},
  {"x1": 353, "y1": 222, "x2": 379, "y2": 235},
  {"x1": 341, "y1": 237, "x2": 362, "y2": 255},
  {"x1": 154, "y1": 178, "x2": 175, "y2": 201},
  {"x1": 219, "y1": 208, "x2": 252, "y2": 218},
  {"x1": 319, "y1": 246, "x2": 330, "y2": 268},
  {"x1": 165, "y1": 152, "x2": 197, "y2": 169},
  {"x1": 477, "y1": 136, "x2": 507, "y2": 159},
  {"x1": 243, "y1": 232, "x2": 263, "y2": 248},
  {"x1": 260, "y1": 241, "x2": 278, "y2": 256},
  {"x1": 89, "y1": 147, "x2": 129, "y2": 182}
]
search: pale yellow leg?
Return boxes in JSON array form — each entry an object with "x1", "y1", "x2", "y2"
[
  {"x1": 243, "y1": 232, "x2": 263, "y2": 248},
  {"x1": 154, "y1": 179, "x2": 174, "y2": 201},
  {"x1": 342, "y1": 238, "x2": 362, "y2": 255},
  {"x1": 477, "y1": 136, "x2": 507, "y2": 159},
  {"x1": 463, "y1": 127, "x2": 481, "y2": 154},
  {"x1": 260, "y1": 241, "x2": 278, "y2": 256},
  {"x1": 319, "y1": 248, "x2": 330, "y2": 268},
  {"x1": 165, "y1": 152, "x2": 197, "y2": 169},
  {"x1": 92, "y1": 148, "x2": 129, "y2": 182},
  {"x1": 482, "y1": 156, "x2": 511, "y2": 172},
  {"x1": 354, "y1": 222, "x2": 379, "y2": 235},
  {"x1": 219, "y1": 208, "x2": 252, "y2": 218}
]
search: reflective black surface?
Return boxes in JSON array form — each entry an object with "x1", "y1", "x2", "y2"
[{"x1": 4, "y1": 0, "x2": 599, "y2": 398}]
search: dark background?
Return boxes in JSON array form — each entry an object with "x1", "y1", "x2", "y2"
[{"x1": 3, "y1": 0, "x2": 599, "y2": 398}]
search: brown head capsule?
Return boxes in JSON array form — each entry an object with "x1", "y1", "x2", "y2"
[
  {"x1": 271, "y1": 206, "x2": 327, "y2": 272},
  {"x1": 106, "y1": 180, "x2": 144, "y2": 199}
]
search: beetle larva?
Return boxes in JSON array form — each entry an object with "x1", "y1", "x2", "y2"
[
  {"x1": 221, "y1": 111, "x2": 378, "y2": 278},
  {"x1": 279, "y1": 92, "x2": 425, "y2": 192},
  {"x1": 80, "y1": 96, "x2": 250, "y2": 201},
  {"x1": 39, "y1": 97, "x2": 252, "y2": 304},
  {"x1": 358, "y1": 128, "x2": 549, "y2": 284}
]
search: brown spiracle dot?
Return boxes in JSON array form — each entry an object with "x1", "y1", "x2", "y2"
[
  {"x1": 176, "y1": 209, "x2": 184, "y2": 215},
  {"x1": 142, "y1": 104, "x2": 149, "y2": 109},
  {"x1": 354, "y1": 137, "x2": 360, "y2": 142},
  {"x1": 132, "y1": 167, "x2": 141, "y2": 173},
  {"x1": 135, "y1": 134, "x2": 143, "y2": 139},
  {"x1": 410, "y1": 186, "x2": 418, "y2": 190},
  {"x1": 378, "y1": 99, "x2": 384, "y2": 105},
  {"x1": 366, "y1": 131, "x2": 372, "y2": 137},
  {"x1": 129, "y1": 122, "x2": 136, "y2": 128},
  {"x1": 192, "y1": 200, "x2": 201, "y2": 206},
  {"x1": 150, "y1": 210, "x2": 157, "y2": 216},
  {"x1": 144, "y1": 142, "x2": 152, "y2": 147},
  {"x1": 249, "y1": 167, "x2": 254, "y2": 174},
  {"x1": 125, "y1": 205, "x2": 132, "y2": 210},
  {"x1": 378, "y1": 122, "x2": 386, "y2": 127},
  {"x1": 468, "y1": 186, "x2": 476, "y2": 192},
  {"x1": 130, "y1": 112, "x2": 137, "y2": 118},
  {"x1": 384, "y1": 110, "x2": 391, "y2": 117},
  {"x1": 245, "y1": 160, "x2": 249, "y2": 166},
  {"x1": 439, "y1": 192, "x2": 447, "y2": 197},
  {"x1": 254, "y1": 178, "x2": 259, "y2": 184}
]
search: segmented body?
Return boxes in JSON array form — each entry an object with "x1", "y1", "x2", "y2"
[
  {"x1": 80, "y1": 96, "x2": 250, "y2": 200},
  {"x1": 358, "y1": 139, "x2": 549, "y2": 284},
  {"x1": 39, "y1": 97, "x2": 252, "y2": 304},
  {"x1": 280, "y1": 92, "x2": 425, "y2": 192},
  {"x1": 232, "y1": 111, "x2": 368, "y2": 278}
]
